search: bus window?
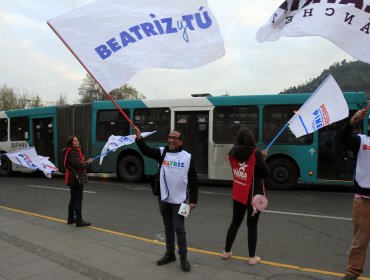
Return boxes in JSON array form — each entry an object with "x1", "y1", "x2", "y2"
[
  {"x1": 10, "y1": 117, "x2": 29, "y2": 141},
  {"x1": 134, "y1": 108, "x2": 170, "y2": 141},
  {"x1": 0, "y1": 118, "x2": 7, "y2": 142},
  {"x1": 96, "y1": 109, "x2": 130, "y2": 141},
  {"x1": 263, "y1": 105, "x2": 313, "y2": 144},
  {"x1": 213, "y1": 106, "x2": 259, "y2": 144}
]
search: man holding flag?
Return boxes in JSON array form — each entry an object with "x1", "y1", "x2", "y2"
[{"x1": 338, "y1": 108, "x2": 370, "y2": 280}]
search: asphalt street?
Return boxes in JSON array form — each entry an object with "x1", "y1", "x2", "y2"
[{"x1": 0, "y1": 174, "x2": 368, "y2": 278}]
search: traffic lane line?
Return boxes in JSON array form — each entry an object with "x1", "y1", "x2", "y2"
[
  {"x1": 0, "y1": 205, "x2": 367, "y2": 280},
  {"x1": 27, "y1": 185, "x2": 97, "y2": 194}
]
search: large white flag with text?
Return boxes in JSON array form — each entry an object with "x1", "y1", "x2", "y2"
[
  {"x1": 6, "y1": 147, "x2": 57, "y2": 178},
  {"x1": 99, "y1": 131, "x2": 156, "y2": 164},
  {"x1": 288, "y1": 75, "x2": 349, "y2": 137},
  {"x1": 256, "y1": 0, "x2": 370, "y2": 64},
  {"x1": 48, "y1": 0, "x2": 225, "y2": 92}
]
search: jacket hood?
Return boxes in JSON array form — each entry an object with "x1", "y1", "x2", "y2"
[{"x1": 228, "y1": 145, "x2": 256, "y2": 162}]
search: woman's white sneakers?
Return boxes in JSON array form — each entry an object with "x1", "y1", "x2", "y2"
[
  {"x1": 248, "y1": 256, "x2": 261, "y2": 266},
  {"x1": 222, "y1": 251, "x2": 232, "y2": 260},
  {"x1": 222, "y1": 252, "x2": 261, "y2": 266}
]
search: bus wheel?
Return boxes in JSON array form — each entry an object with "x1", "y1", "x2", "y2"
[
  {"x1": 266, "y1": 158, "x2": 298, "y2": 191},
  {"x1": 117, "y1": 155, "x2": 143, "y2": 183},
  {"x1": 0, "y1": 155, "x2": 12, "y2": 176}
]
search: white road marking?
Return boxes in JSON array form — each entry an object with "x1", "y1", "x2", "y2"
[
  {"x1": 264, "y1": 210, "x2": 351, "y2": 221},
  {"x1": 27, "y1": 185, "x2": 97, "y2": 194}
]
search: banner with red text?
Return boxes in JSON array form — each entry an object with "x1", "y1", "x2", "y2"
[
  {"x1": 288, "y1": 75, "x2": 349, "y2": 137},
  {"x1": 6, "y1": 147, "x2": 57, "y2": 178}
]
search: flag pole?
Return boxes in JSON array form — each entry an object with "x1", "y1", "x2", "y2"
[
  {"x1": 47, "y1": 21, "x2": 136, "y2": 129},
  {"x1": 92, "y1": 149, "x2": 114, "y2": 161},
  {"x1": 265, "y1": 122, "x2": 290, "y2": 151}
]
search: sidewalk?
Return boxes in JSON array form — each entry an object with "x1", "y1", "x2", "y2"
[{"x1": 0, "y1": 206, "x2": 354, "y2": 280}]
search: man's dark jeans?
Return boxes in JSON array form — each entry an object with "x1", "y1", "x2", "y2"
[
  {"x1": 158, "y1": 200, "x2": 187, "y2": 256},
  {"x1": 68, "y1": 185, "x2": 83, "y2": 220}
]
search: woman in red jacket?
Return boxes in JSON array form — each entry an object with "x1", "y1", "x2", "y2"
[
  {"x1": 62, "y1": 135, "x2": 93, "y2": 227},
  {"x1": 222, "y1": 128, "x2": 269, "y2": 265}
]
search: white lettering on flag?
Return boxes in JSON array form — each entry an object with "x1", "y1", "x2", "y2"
[
  {"x1": 256, "y1": 0, "x2": 370, "y2": 64},
  {"x1": 288, "y1": 75, "x2": 349, "y2": 138},
  {"x1": 6, "y1": 147, "x2": 57, "y2": 178},
  {"x1": 99, "y1": 131, "x2": 156, "y2": 165},
  {"x1": 48, "y1": 0, "x2": 225, "y2": 93}
]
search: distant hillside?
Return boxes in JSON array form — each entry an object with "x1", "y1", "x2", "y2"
[{"x1": 281, "y1": 60, "x2": 370, "y2": 99}]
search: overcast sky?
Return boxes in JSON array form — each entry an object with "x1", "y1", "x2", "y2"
[{"x1": 0, "y1": 0, "x2": 354, "y2": 104}]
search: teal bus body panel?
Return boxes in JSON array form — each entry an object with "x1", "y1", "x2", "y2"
[
  {"x1": 6, "y1": 106, "x2": 57, "y2": 118},
  {"x1": 206, "y1": 92, "x2": 367, "y2": 107},
  {"x1": 264, "y1": 144, "x2": 317, "y2": 183}
]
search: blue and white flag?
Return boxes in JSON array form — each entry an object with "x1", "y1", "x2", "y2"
[
  {"x1": 99, "y1": 131, "x2": 156, "y2": 164},
  {"x1": 288, "y1": 75, "x2": 349, "y2": 138},
  {"x1": 256, "y1": 0, "x2": 370, "y2": 64},
  {"x1": 6, "y1": 147, "x2": 58, "y2": 178},
  {"x1": 48, "y1": 0, "x2": 225, "y2": 93}
]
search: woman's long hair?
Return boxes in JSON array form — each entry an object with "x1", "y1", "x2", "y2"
[
  {"x1": 62, "y1": 135, "x2": 78, "y2": 154},
  {"x1": 235, "y1": 128, "x2": 256, "y2": 147}
]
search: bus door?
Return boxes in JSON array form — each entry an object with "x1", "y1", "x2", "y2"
[
  {"x1": 317, "y1": 119, "x2": 354, "y2": 181},
  {"x1": 175, "y1": 111, "x2": 208, "y2": 175},
  {"x1": 33, "y1": 118, "x2": 55, "y2": 163}
]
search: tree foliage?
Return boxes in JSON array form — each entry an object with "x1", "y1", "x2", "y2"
[
  {"x1": 0, "y1": 85, "x2": 43, "y2": 110},
  {"x1": 78, "y1": 74, "x2": 145, "y2": 103},
  {"x1": 56, "y1": 93, "x2": 69, "y2": 106},
  {"x1": 281, "y1": 60, "x2": 370, "y2": 99}
]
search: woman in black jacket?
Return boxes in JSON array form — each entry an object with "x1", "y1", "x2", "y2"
[
  {"x1": 62, "y1": 135, "x2": 93, "y2": 227},
  {"x1": 222, "y1": 128, "x2": 269, "y2": 265}
]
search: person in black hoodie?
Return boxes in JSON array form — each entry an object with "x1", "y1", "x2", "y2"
[
  {"x1": 338, "y1": 109, "x2": 370, "y2": 280},
  {"x1": 222, "y1": 128, "x2": 269, "y2": 265}
]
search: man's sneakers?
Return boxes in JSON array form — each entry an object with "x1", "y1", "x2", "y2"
[
  {"x1": 67, "y1": 218, "x2": 76, "y2": 225},
  {"x1": 157, "y1": 252, "x2": 176, "y2": 265},
  {"x1": 156, "y1": 252, "x2": 190, "y2": 272},
  {"x1": 75, "y1": 220, "x2": 91, "y2": 227},
  {"x1": 341, "y1": 275, "x2": 358, "y2": 280},
  {"x1": 68, "y1": 218, "x2": 91, "y2": 227}
]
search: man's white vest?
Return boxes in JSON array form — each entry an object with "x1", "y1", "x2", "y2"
[
  {"x1": 355, "y1": 135, "x2": 370, "y2": 189},
  {"x1": 159, "y1": 147, "x2": 191, "y2": 203}
]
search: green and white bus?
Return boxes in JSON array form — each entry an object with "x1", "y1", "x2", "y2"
[{"x1": 0, "y1": 92, "x2": 367, "y2": 190}]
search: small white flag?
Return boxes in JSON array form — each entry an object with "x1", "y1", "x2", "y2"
[
  {"x1": 6, "y1": 147, "x2": 57, "y2": 178},
  {"x1": 256, "y1": 0, "x2": 370, "y2": 64},
  {"x1": 288, "y1": 75, "x2": 349, "y2": 138},
  {"x1": 48, "y1": 0, "x2": 225, "y2": 92},
  {"x1": 99, "y1": 131, "x2": 156, "y2": 165}
]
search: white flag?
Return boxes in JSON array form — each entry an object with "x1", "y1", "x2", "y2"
[
  {"x1": 99, "y1": 131, "x2": 156, "y2": 165},
  {"x1": 48, "y1": 0, "x2": 225, "y2": 93},
  {"x1": 256, "y1": 0, "x2": 370, "y2": 64},
  {"x1": 6, "y1": 147, "x2": 57, "y2": 178},
  {"x1": 288, "y1": 75, "x2": 349, "y2": 138},
  {"x1": 38, "y1": 156, "x2": 59, "y2": 175}
]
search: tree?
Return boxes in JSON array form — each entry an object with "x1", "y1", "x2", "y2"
[
  {"x1": 56, "y1": 93, "x2": 69, "y2": 106},
  {"x1": 281, "y1": 60, "x2": 370, "y2": 98},
  {"x1": 78, "y1": 74, "x2": 145, "y2": 103},
  {"x1": 0, "y1": 85, "x2": 18, "y2": 110},
  {"x1": 0, "y1": 85, "x2": 43, "y2": 110}
]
